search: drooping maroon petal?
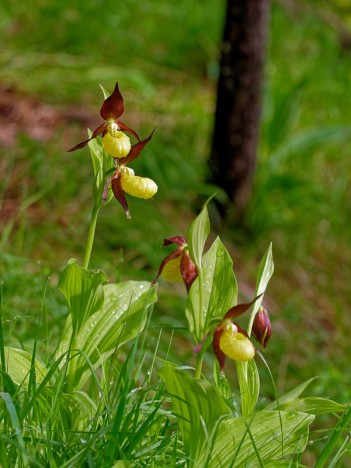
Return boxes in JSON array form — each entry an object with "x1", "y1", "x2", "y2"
[
  {"x1": 224, "y1": 294, "x2": 263, "y2": 320},
  {"x1": 162, "y1": 236, "x2": 187, "y2": 247},
  {"x1": 152, "y1": 247, "x2": 183, "y2": 286},
  {"x1": 67, "y1": 122, "x2": 107, "y2": 152},
  {"x1": 117, "y1": 121, "x2": 140, "y2": 142},
  {"x1": 119, "y1": 129, "x2": 155, "y2": 165},
  {"x1": 212, "y1": 326, "x2": 226, "y2": 372},
  {"x1": 180, "y1": 252, "x2": 198, "y2": 291},
  {"x1": 111, "y1": 170, "x2": 131, "y2": 219},
  {"x1": 100, "y1": 82, "x2": 125, "y2": 120}
]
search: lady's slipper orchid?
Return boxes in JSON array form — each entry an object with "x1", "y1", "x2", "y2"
[
  {"x1": 153, "y1": 236, "x2": 198, "y2": 291},
  {"x1": 68, "y1": 82, "x2": 157, "y2": 218},
  {"x1": 195, "y1": 296, "x2": 265, "y2": 372}
]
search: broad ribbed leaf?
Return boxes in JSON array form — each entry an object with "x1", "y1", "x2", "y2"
[
  {"x1": 58, "y1": 259, "x2": 107, "y2": 334},
  {"x1": 61, "y1": 281, "x2": 157, "y2": 390},
  {"x1": 159, "y1": 365, "x2": 231, "y2": 467},
  {"x1": 203, "y1": 410, "x2": 314, "y2": 467},
  {"x1": 186, "y1": 237, "x2": 238, "y2": 342},
  {"x1": 187, "y1": 203, "x2": 210, "y2": 269},
  {"x1": 280, "y1": 397, "x2": 346, "y2": 415},
  {"x1": 266, "y1": 377, "x2": 317, "y2": 411},
  {"x1": 4, "y1": 347, "x2": 47, "y2": 385},
  {"x1": 236, "y1": 359, "x2": 260, "y2": 416},
  {"x1": 248, "y1": 243, "x2": 274, "y2": 336}
]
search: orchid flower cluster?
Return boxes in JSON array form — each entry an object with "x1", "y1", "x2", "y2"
[
  {"x1": 68, "y1": 82, "x2": 272, "y2": 373},
  {"x1": 68, "y1": 82, "x2": 157, "y2": 219},
  {"x1": 154, "y1": 237, "x2": 272, "y2": 373}
]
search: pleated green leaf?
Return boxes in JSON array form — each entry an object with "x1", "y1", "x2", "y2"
[
  {"x1": 186, "y1": 237, "x2": 238, "y2": 342},
  {"x1": 203, "y1": 410, "x2": 314, "y2": 467},
  {"x1": 58, "y1": 259, "x2": 107, "y2": 334},
  {"x1": 187, "y1": 203, "x2": 210, "y2": 269},
  {"x1": 58, "y1": 281, "x2": 157, "y2": 390},
  {"x1": 236, "y1": 359, "x2": 260, "y2": 416},
  {"x1": 247, "y1": 243, "x2": 274, "y2": 340},
  {"x1": 265, "y1": 377, "x2": 317, "y2": 411},
  {"x1": 280, "y1": 397, "x2": 346, "y2": 415},
  {"x1": 159, "y1": 364, "x2": 231, "y2": 467},
  {"x1": 3, "y1": 347, "x2": 47, "y2": 385}
]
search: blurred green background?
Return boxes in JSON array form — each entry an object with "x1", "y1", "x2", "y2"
[{"x1": 1, "y1": 0, "x2": 350, "y2": 445}]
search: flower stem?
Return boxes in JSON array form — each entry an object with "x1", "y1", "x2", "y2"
[
  {"x1": 194, "y1": 352, "x2": 204, "y2": 380},
  {"x1": 83, "y1": 203, "x2": 99, "y2": 270}
]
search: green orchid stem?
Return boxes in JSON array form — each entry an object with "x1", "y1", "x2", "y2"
[
  {"x1": 83, "y1": 203, "x2": 100, "y2": 270},
  {"x1": 194, "y1": 352, "x2": 204, "y2": 380}
]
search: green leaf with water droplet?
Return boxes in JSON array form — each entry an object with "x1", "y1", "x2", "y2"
[
  {"x1": 57, "y1": 281, "x2": 157, "y2": 390},
  {"x1": 58, "y1": 259, "x2": 107, "y2": 335},
  {"x1": 186, "y1": 237, "x2": 238, "y2": 342},
  {"x1": 201, "y1": 409, "x2": 314, "y2": 466}
]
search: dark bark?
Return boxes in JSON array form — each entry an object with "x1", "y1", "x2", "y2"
[{"x1": 210, "y1": 0, "x2": 270, "y2": 215}]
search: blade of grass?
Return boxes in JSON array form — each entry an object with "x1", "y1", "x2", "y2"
[
  {"x1": 0, "y1": 392, "x2": 28, "y2": 465},
  {"x1": 315, "y1": 403, "x2": 351, "y2": 468}
]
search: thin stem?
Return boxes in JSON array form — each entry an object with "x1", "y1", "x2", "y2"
[
  {"x1": 194, "y1": 352, "x2": 204, "y2": 380},
  {"x1": 83, "y1": 203, "x2": 100, "y2": 270}
]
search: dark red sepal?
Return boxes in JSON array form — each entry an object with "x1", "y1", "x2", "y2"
[
  {"x1": 111, "y1": 170, "x2": 131, "y2": 219},
  {"x1": 212, "y1": 325, "x2": 226, "y2": 372},
  {"x1": 224, "y1": 294, "x2": 263, "y2": 320},
  {"x1": 162, "y1": 236, "x2": 187, "y2": 247},
  {"x1": 67, "y1": 122, "x2": 107, "y2": 152},
  {"x1": 117, "y1": 121, "x2": 140, "y2": 142},
  {"x1": 100, "y1": 82, "x2": 124, "y2": 120},
  {"x1": 119, "y1": 129, "x2": 155, "y2": 165}
]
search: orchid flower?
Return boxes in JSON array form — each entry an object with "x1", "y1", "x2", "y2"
[{"x1": 68, "y1": 82, "x2": 157, "y2": 218}]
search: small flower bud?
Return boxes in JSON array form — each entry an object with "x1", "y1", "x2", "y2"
[
  {"x1": 120, "y1": 170, "x2": 158, "y2": 199},
  {"x1": 252, "y1": 306, "x2": 272, "y2": 349},
  {"x1": 103, "y1": 132, "x2": 131, "y2": 158},
  {"x1": 219, "y1": 320, "x2": 255, "y2": 361}
]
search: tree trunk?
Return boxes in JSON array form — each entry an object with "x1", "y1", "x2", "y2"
[{"x1": 210, "y1": 0, "x2": 270, "y2": 215}]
